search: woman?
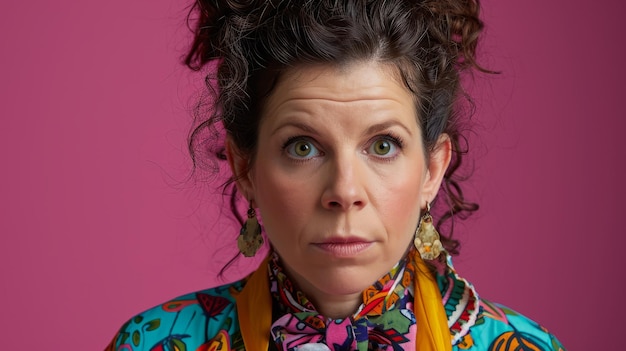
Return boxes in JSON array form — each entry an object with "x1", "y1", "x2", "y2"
[{"x1": 108, "y1": 0, "x2": 564, "y2": 350}]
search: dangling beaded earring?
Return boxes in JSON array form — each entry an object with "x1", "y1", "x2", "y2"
[
  {"x1": 237, "y1": 205, "x2": 263, "y2": 257},
  {"x1": 414, "y1": 202, "x2": 444, "y2": 260}
]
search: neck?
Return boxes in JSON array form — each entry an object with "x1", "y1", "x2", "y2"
[
  {"x1": 280, "y1": 262, "x2": 364, "y2": 319},
  {"x1": 299, "y1": 279, "x2": 363, "y2": 319},
  {"x1": 272, "y1": 250, "x2": 413, "y2": 320}
]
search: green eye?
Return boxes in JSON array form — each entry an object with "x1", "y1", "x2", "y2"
[
  {"x1": 368, "y1": 137, "x2": 400, "y2": 158},
  {"x1": 372, "y1": 139, "x2": 391, "y2": 155},
  {"x1": 286, "y1": 139, "x2": 320, "y2": 159},
  {"x1": 294, "y1": 141, "x2": 312, "y2": 156}
]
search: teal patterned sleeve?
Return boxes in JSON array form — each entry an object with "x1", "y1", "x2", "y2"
[
  {"x1": 453, "y1": 299, "x2": 565, "y2": 351},
  {"x1": 106, "y1": 282, "x2": 245, "y2": 351}
]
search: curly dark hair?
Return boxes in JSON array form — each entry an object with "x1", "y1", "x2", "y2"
[{"x1": 184, "y1": 0, "x2": 491, "y2": 258}]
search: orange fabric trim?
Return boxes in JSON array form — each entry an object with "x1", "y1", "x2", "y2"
[
  {"x1": 234, "y1": 255, "x2": 272, "y2": 351},
  {"x1": 413, "y1": 255, "x2": 453, "y2": 351}
]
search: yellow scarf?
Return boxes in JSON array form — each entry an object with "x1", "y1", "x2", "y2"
[{"x1": 234, "y1": 251, "x2": 452, "y2": 351}]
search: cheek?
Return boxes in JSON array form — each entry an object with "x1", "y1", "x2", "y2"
[
  {"x1": 386, "y1": 190, "x2": 421, "y2": 224},
  {"x1": 376, "y1": 166, "x2": 426, "y2": 231},
  {"x1": 250, "y1": 165, "x2": 313, "y2": 234}
]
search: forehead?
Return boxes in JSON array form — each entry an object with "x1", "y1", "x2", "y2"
[
  {"x1": 261, "y1": 61, "x2": 416, "y2": 116},
  {"x1": 253, "y1": 61, "x2": 423, "y2": 148}
]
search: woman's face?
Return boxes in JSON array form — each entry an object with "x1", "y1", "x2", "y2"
[{"x1": 229, "y1": 61, "x2": 450, "y2": 315}]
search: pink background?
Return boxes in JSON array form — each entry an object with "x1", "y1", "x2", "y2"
[{"x1": 1, "y1": 0, "x2": 623, "y2": 349}]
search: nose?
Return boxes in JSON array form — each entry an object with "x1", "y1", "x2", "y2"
[{"x1": 320, "y1": 152, "x2": 368, "y2": 211}]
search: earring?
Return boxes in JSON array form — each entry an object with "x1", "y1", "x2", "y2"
[
  {"x1": 237, "y1": 205, "x2": 263, "y2": 257},
  {"x1": 414, "y1": 202, "x2": 444, "y2": 260}
]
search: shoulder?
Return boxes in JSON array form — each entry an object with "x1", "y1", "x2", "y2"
[
  {"x1": 106, "y1": 280, "x2": 246, "y2": 351},
  {"x1": 439, "y1": 259, "x2": 564, "y2": 351},
  {"x1": 453, "y1": 298, "x2": 565, "y2": 351}
]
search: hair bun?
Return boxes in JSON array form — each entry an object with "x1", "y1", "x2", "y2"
[
  {"x1": 185, "y1": 0, "x2": 283, "y2": 70},
  {"x1": 423, "y1": 0, "x2": 487, "y2": 71}
]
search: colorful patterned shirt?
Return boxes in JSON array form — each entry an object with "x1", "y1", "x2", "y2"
[{"x1": 107, "y1": 257, "x2": 564, "y2": 351}]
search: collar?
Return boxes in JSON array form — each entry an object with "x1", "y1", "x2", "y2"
[
  {"x1": 234, "y1": 250, "x2": 478, "y2": 350},
  {"x1": 437, "y1": 257, "x2": 480, "y2": 345}
]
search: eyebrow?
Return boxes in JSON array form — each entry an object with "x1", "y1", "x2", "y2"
[
  {"x1": 270, "y1": 119, "x2": 414, "y2": 137},
  {"x1": 363, "y1": 120, "x2": 414, "y2": 137},
  {"x1": 270, "y1": 121, "x2": 318, "y2": 136}
]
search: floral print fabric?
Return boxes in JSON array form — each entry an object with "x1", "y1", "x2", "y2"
[
  {"x1": 107, "y1": 254, "x2": 565, "y2": 351},
  {"x1": 269, "y1": 252, "x2": 417, "y2": 350}
]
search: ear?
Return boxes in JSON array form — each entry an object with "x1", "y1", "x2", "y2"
[
  {"x1": 421, "y1": 134, "x2": 452, "y2": 203},
  {"x1": 225, "y1": 136, "x2": 255, "y2": 201}
]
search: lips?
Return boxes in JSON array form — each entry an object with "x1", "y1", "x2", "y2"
[{"x1": 313, "y1": 237, "x2": 373, "y2": 257}]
